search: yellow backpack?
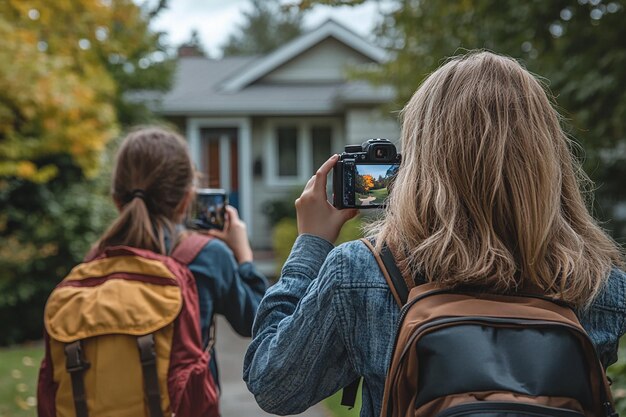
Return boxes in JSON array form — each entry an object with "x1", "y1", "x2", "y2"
[{"x1": 38, "y1": 234, "x2": 219, "y2": 417}]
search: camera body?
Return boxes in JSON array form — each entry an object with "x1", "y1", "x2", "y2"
[
  {"x1": 188, "y1": 188, "x2": 228, "y2": 230},
  {"x1": 333, "y1": 138, "x2": 401, "y2": 209}
]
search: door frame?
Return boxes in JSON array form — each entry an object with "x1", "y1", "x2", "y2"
[{"x1": 187, "y1": 117, "x2": 252, "y2": 238}]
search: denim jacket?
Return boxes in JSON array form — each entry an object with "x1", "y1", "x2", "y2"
[
  {"x1": 187, "y1": 238, "x2": 268, "y2": 385},
  {"x1": 243, "y1": 234, "x2": 626, "y2": 417}
]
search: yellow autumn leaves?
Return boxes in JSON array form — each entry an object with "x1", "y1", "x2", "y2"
[{"x1": 0, "y1": 0, "x2": 155, "y2": 183}]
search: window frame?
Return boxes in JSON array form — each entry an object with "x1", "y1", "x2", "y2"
[{"x1": 265, "y1": 117, "x2": 343, "y2": 187}]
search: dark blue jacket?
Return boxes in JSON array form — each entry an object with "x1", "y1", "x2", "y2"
[{"x1": 188, "y1": 238, "x2": 268, "y2": 385}]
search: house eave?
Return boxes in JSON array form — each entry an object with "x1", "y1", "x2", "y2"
[{"x1": 220, "y1": 19, "x2": 387, "y2": 93}]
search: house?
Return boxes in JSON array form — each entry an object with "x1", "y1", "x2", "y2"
[{"x1": 155, "y1": 19, "x2": 400, "y2": 249}]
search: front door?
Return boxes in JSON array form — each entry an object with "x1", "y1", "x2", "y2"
[{"x1": 199, "y1": 127, "x2": 240, "y2": 214}]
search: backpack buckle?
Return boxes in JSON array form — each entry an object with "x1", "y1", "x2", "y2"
[
  {"x1": 137, "y1": 334, "x2": 157, "y2": 366},
  {"x1": 64, "y1": 341, "x2": 90, "y2": 373},
  {"x1": 603, "y1": 401, "x2": 618, "y2": 417}
]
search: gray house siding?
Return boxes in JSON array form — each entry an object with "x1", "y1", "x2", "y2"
[
  {"x1": 260, "y1": 37, "x2": 372, "y2": 84},
  {"x1": 345, "y1": 108, "x2": 401, "y2": 147}
]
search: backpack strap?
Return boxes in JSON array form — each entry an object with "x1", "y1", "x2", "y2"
[
  {"x1": 64, "y1": 341, "x2": 90, "y2": 417},
  {"x1": 341, "y1": 238, "x2": 415, "y2": 409},
  {"x1": 340, "y1": 378, "x2": 361, "y2": 409},
  {"x1": 137, "y1": 334, "x2": 164, "y2": 417},
  {"x1": 171, "y1": 232, "x2": 219, "y2": 371},
  {"x1": 170, "y1": 232, "x2": 213, "y2": 265},
  {"x1": 360, "y1": 238, "x2": 411, "y2": 307}
]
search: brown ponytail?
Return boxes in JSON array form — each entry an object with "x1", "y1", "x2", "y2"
[{"x1": 96, "y1": 126, "x2": 194, "y2": 254}]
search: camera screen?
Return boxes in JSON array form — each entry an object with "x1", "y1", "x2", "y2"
[
  {"x1": 354, "y1": 163, "x2": 399, "y2": 207},
  {"x1": 191, "y1": 192, "x2": 227, "y2": 230}
]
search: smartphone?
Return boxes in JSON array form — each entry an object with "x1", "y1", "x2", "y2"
[{"x1": 188, "y1": 188, "x2": 228, "y2": 230}]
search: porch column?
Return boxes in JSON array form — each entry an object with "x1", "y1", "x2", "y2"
[{"x1": 238, "y1": 118, "x2": 253, "y2": 238}]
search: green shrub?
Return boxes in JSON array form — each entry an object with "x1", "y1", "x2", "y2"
[
  {"x1": 261, "y1": 186, "x2": 304, "y2": 227},
  {"x1": 608, "y1": 338, "x2": 626, "y2": 415},
  {"x1": 0, "y1": 157, "x2": 116, "y2": 345},
  {"x1": 272, "y1": 216, "x2": 364, "y2": 275},
  {"x1": 272, "y1": 218, "x2": 299, "y2": 275}
]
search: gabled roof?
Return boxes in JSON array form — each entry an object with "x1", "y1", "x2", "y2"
[
  {"x1": 220, "y1": 19, "x2": 387, "y2": 92},
  {"x1": 156, "y1": 56, "x2": 394, "y2": 115}
]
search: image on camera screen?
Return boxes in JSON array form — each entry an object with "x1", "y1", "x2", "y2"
[
  {"x1": 194, "y1": 194, "x2": 226, "y2": 229},
  {"x1": 354, "y1": 164, "x2": 399, "y2": 207}
]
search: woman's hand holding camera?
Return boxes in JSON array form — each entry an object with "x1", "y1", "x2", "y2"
[
  {"x1": 207, "y1": 205, "x2": 254, "y2": 264},
  {"x1": 295, "y1": 155, "x2": 359, "y2": 244}
]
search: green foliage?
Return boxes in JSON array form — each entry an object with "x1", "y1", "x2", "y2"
[
  {"x1": 221, "y1": 0, "x2": 306, "y2": 56},
  {"x1": 368, "y1": 1, "x2": 626, "y2": 157},
  {"x1": 0, "y1": 162, "x2": 117, "y2": 344},
  {"x1": 0, "y1": 0, "x2": 175, "y2": 180},
  {"x1": 262, "y1": 186, "x2": 304, "y2": 227},
  {"x1": 0, "y1": 0, "x2": 173, "y2": 345},
  {"x1": 607, "y1": 338, "x2": 626, "y2": 415},
  {"x1": 0, "y1": 344, "x2": 44, "y2": 416},
  {"x1": 272, "y1": 218, "x2": 300, "y2": 274}
]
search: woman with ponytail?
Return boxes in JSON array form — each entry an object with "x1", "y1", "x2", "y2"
[{"x1": 91, "y1": 126, "x2": 267, "y2": 386}]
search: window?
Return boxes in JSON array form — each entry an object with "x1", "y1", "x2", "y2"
[
  {"x1": 311, "y1": 126, "x2": 332, "y2": 171},
  {"x1": 276, "y1": 127, "x2": 298, "y2": 177},
  {"x1": 267, "y1": 119, "x2": 341, "y2": 185}
]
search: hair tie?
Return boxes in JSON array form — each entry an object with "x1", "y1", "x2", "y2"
[{"x1": 131, "y1": 189, "x2": 146, "y2": 201}]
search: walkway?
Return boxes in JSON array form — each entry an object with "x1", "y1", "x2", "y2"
[{"x1": 215, "y1": 316, "x2": 329, "y2": 417}]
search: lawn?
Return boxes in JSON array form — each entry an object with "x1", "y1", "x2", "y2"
[
  {"x1": 356, "y1": 187, "x2": 388, "y2": 206},
  {"x1": 0, "y1": 344, "x2": 43, "y2": 417}
]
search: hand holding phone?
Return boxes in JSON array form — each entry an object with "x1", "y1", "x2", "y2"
[
  {"x1": 189, "y1": 188, "x2": 227, "y2": 230},
  {"x1": 206, "y1": 205, "x2": 254, "y2": 264}
]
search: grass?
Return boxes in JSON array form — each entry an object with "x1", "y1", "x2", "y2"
[
  {"x1": 0, "y1": 343, "x2": 44, "y2": 417},
  {"x1": 356, "y1": 187, "x2": 388, "y2": 205}
]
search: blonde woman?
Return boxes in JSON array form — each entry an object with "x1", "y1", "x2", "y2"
[{"x1": 243, "y1": 51, "x2": 625, "y2": 416}]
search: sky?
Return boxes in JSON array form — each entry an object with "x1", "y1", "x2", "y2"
[
  {"x1": 355, "y1": 163, "x2": 395, "y2": 180},
  {"x1": 146, "y1": 0, "x2": 390, "y2": 57}
]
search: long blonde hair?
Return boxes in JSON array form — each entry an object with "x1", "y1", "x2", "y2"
[{"x1": 370, "y1": 51, "x2": 623, "y2": 307}]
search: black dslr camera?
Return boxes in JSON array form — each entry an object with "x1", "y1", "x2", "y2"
[{"x1": 333, "y1": 138, "x2": 401, "y2": 209}]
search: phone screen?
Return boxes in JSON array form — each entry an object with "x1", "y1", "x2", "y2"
[
  {"x1": 189, "y1": 189, "x2": 227, "y2": 230},
  {"x1": 353, "y1": 163, "x2": 399, "y2": 207}
]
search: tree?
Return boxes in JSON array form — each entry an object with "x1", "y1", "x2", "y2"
[
  {"x1": 356, "y1": 174, "x2": 375, "y2": 194},
  {"x1": 299, "y1": 0, "x2": 626, "y2": 240},
  {"x1": 221, "y1": 0, "x2": 306, "y2": 56},
  {"x1": 0, "y1": 0, "x2": 174, "y2": 344}
]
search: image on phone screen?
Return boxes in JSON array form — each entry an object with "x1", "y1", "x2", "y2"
[{"x1": 190, "y1": 189, "x2": 227, "y2": 230}]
